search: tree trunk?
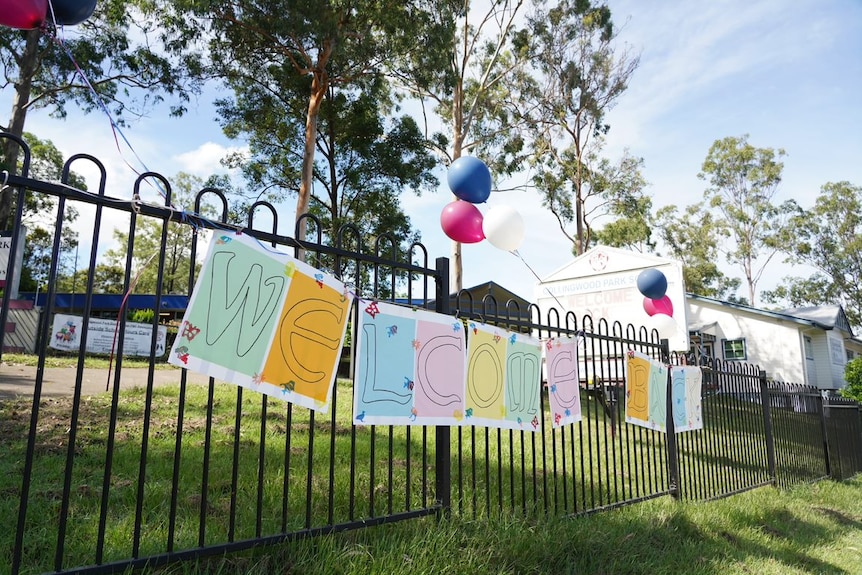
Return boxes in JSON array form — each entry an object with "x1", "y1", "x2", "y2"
[
  {"x1": 0, "y1": 30, "x2": 40, "y2": 231},
  {"x1": 295, "y1": 74, "x2": 327, "y2": 253},
  {"x1": 450, "y1": 85, "x2": 463, "y2": 294}
]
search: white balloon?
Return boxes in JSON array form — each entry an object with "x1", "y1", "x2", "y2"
[
  {"x1": 647, "y1": 313, "x2": 678, "y2": 340},
  {"x1": 482, "y1": 205, "x2": 525, "y2": 251}
]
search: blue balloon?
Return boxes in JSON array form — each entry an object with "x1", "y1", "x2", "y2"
[
  {"x1": 48, "y1": 0, "x2": 97, "y2": 26},
  {"x1": 637, "y1": 268, "x2": 668, "y2": 300},
  {"x1": 447, "y1": 156, "x2": 492, "y2": 204}
]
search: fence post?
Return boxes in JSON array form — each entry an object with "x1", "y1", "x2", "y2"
[
  {"x1": 434, "y1": 257, "x2": 452, "y2": 516},
  {"x1": 758, "y1": 370, "x2": 777, "y2": 486},
  {"x1": 819, "y1": 392, "x2": 832, "y2": 478},
  {"x1": 661, "y1": 339, "x2": 681, "y2": 500}
]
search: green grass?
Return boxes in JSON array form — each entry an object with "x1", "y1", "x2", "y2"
[
  {"x1": 150, "y1": 477, "x2": 862, "y2": 575},
  {"x1": 1, "y1": 352, "x2": 173, "y2": 369},
  {"x1": 2, "y1": 374, "x2": 856, "y2": 574}
]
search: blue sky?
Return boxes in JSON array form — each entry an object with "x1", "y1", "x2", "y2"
[{"x1": 6, "y1": 0, "x2": 862, "y2": 304}]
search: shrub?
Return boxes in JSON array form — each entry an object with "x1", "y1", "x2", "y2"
[
  {"x1": 842, "y1": 356, "x2": 862, "y2": 401},
  {"x1": 128, "y1": 308, "x2": 155, "y2": 324}
]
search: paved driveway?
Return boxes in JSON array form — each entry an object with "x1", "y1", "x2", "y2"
[{"x1": 0, "y1": 363, "x2": 212, "y2": 399}]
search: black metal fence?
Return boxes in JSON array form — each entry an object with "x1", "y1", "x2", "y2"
[{"x1": 1, "y1": 134, "x2": 861, "y2": 575}]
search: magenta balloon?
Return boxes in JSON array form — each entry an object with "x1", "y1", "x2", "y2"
[
  {"x1": 440, "y1": 200, "x2": 485, "y2": 243},
  {"x1": 643, "y1": 295, "x2": 674, "y2": 317},
  {"x1": 0, "y1": 0, "x2": 48, "y2": 29}
]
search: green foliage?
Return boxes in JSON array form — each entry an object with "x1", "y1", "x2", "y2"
[
  {"x1": 175, "y1": 0, "x2": 447, "y2": 244},
  {"x1": 764, "y1": 181, "x2": 862, "y2": 327},
  {"x1": 842, "y1": 356, "x2": 862, "y2": 401},
  {"x1": 55, "y1": 264, "x2": 127, "y2": 295},
  {"x1": 13, "y1": 134, "x2": 82, "y2": 292},
  {"x1": 0, "y1": 0, "x2": 203, "y2": 228},
  {"x1": 587, "y1": 154, "x2": 652, "y2": 252},
  {"x1": 653, "y1": 202, "x2": 741, "y2": 300},
  {"x1": 103, "y1": 172, "x2": 212, "y2": 295},
  {"x1": 128, "y1": 308, "x2": 155, "y2": 324},
  {"x1": 698, "y1": 134, "x2": 795, "y2": 306}
]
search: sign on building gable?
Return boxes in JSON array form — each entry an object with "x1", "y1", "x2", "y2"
[{"x1": 536, "y1": 246, "x2": 690, "y2": 351}]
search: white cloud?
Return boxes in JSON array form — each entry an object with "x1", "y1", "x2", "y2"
[{"x1": 174, "y1": 142, "x2": 247, "y2": 178}]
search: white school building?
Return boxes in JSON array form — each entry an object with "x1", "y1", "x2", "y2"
[{"x1": 536, "y1": 245, "x2": 862, "y2": 391}]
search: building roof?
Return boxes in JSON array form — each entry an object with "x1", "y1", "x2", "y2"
[
  {"x1": 26, "y1": 292, "x2": 190, "y2": 311},
  {"x1": 779, "y1": 305, "x2": 854, "y2": 335},
  {"x1": 687, "y1": 294, "x2": 845, "y2": 332}
]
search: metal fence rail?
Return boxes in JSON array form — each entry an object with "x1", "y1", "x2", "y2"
[
  {"x1": 823, "y1": 395, "x2": 862, "y2": 480},
  {"x1": 675, "y1": 361, "x2": 772, "y2": 501},
  {"x1": 1, "y1": 133, "x2": 861, "y2": 574},
  {"x1": 767, "y1": 382, "x2": 829, "y2": 488}
]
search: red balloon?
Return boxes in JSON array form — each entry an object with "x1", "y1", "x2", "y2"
[
  {"x1": 0, "y1": 0, "x2": 48, "y2": 29},
  {"x1": 440, "y1": 200, "x2": 485, "y2": 243},
  {"x1": 643, "y1": 295, "x2": 673, "y2": 317}
]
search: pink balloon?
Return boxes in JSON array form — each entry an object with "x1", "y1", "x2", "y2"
[
  {"x1": 0, "y1": 0, "x2": 47, "y2": 29},
  {"x1": 440, "y1": 200, "x2": 485, "y2": 243},
  {"x1": 643, "y1": 295, "x2": 673, "y2": 317}
]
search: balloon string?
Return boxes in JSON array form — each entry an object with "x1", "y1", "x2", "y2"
[
  {"x1": 510, "y1": 249, "x2": 567, "y2": 310},
  {"x1": 48, "y1": 27, "x2": 173, "y2": 207}
]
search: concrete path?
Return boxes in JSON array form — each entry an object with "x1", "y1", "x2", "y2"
[{"x1": 0, "y1": 363, "x2": 213, "y2": 400}]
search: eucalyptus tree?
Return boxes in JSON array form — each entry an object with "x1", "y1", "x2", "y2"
[
  {"x1": 0, "y1": 0, "x2": 203, "y2": 229},
  {"x1": 526, "y1": 0, "x2": 640, "y2": 255},
  {"x1": 653, "y1": 202, "x2": 741, "y2": 301},
  {"x1": 103, "y1": 172, "x2": 214, "y2": 295},
  {"x1": 762, "y1": 181, "x2": 862, "y2": 326},
  {"x1": 217, "y1": 82, "x2": 438, "y2": 258},
  {"x1": 565, "y1": 151, "x2": 650, "y2": 253},
  {"x1": 699, "y1": 135, "x2": 794, "y2": 307},
  {"x1": 179, "y1": 0, "x2": 446, "y2": 248},
  {"x1": 13, "y1": 133, "x2": 85, "y2": 292},
  {"x1": 392, "y1": 0, "x2": 538, "y2": 291}
]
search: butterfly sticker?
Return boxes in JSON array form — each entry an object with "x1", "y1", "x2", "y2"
[
  {"x1": 181, "y1": 321, "x2": 201, "y2": 342},
  {"x1": 365, "y1": 302, "x2": 380, "y2": 319}
]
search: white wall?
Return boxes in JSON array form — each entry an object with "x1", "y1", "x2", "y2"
[{"x1": 686, "y1": 300, "x2": 806, "y2": 383}]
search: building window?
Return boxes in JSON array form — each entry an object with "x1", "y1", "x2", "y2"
[
  {"x1": 804, "y1": 336, "x2": 814, "y2": 360},
  {"x1": 722, "y1": 338, "x2": 747, "y2": 361},
  {"x1": 847, "y1": 350, "x2": 855, "y2": 362}
]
